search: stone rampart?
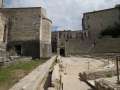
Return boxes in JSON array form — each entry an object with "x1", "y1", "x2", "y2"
[{"x1": 9, "y1": 56, "x2": 57, "y2": 90}]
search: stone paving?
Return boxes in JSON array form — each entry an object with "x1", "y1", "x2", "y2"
[{"x1": 61, "y1": 56, "x2": 106, "y2": 90}]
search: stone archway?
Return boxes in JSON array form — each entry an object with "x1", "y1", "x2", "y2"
[{"x1": 60, "y1": 48, "x2": 65, "y2": 56}]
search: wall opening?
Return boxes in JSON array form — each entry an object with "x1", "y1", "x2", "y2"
[
  {"x1": 60, "y1": 48, "x2": 65, "y2": 56},
  {"x1": 15, "y1": 45, "x2": 22, "y2": 55}
]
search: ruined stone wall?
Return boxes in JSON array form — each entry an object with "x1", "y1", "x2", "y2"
[
  {"x1": 0, "y1": 7, "x2": 52, "y2": 58},
  {"x1": 0, "y1": 0, "x2": 3, "y2": 8},
  {"x1": 0, "y1": 7, "x2": 47, "y2": 42},
  {"x1": 58, "y1": 31, "x2": 84, "y2": 40},
  {"x1": 64, "y1": 37, "x2": 91, "y2": 55},
  {"x1": 0, "y1": 0, "x2": 4, "y2": 43},
  {"x1": 3, "y1": 8, "x2": 43, "y2": 58},
  {"x1": 83, "y1": 7, "x2": 120, "y2": 40},
  {"x1": 0, "y1": 13, "x2": 6, "y2": 43},
  {"x1": 91, "y1": 38, "x2": 120, "y2": 53},
  {"x1": 82, "y1": 7, "x2": 120, "y2": 53},
  {"x1": 52, "y1": 31, "x2": 91, "y2": 55},
  {"x1": 40, "y1": 18, "x2": 51, "y2": 44},
  {"x1": 51, "y1": 32, "x2": 58, "y2": 53},
  {"x1": 6, "y1": 9, "x2": 41, "y2": 42},
  {"x1": 0, "y1": 13, "x2": 6, "y2": 61}
]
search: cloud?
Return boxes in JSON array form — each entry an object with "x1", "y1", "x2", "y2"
[
  {"x1": 4, "y1": 0, "x2": 46, "y2": 8},
  {"x1": 44, "y1": 0, "x2": 120, "y2": 30},
  {"x1": 4, "y1": 0, "x2": 120, "y2": 30}
]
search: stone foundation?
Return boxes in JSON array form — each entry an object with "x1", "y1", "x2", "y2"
[
  {"x1": 40, "y1": 42, "x2": 51, "y2": 58},
  {"x1": 95, "y1": 77, "x2": 120, "y2": 90}
]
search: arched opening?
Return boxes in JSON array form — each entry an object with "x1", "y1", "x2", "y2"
[
  {"x1": 15, "y1": 45, "x2": 22, "y2": 55},
  {"x1": 60, "y1": 48, "x2": 65, "y2": 56}
]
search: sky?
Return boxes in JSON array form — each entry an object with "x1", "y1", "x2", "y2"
[{"x1": 4, "y1": 0, "x2": 120, "y2": 31}]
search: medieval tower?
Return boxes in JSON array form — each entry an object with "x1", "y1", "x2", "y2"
[{"x1": 0, "y1": 0, "x2": 3, "y2": 8}]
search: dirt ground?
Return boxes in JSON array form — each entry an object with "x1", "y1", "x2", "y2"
[{"x1": 61, "y1": 56, "x2": 107, "y2": 90}]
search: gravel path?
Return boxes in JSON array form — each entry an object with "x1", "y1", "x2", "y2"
[{"x1": 61, "y1": 56, "x2": 105, "y2": 90}]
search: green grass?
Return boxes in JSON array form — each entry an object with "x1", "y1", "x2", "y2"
[
  {"x1": 105, "y1": 73, "x2": 112, "y2": 78},
  {"x1": 0, "y1": 59, "x2": 46, "y2": 90}
]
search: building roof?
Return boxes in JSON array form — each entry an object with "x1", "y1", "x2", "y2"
[
  {"x1": 0, "y1": 7, "x2": 52, "y2": 21},
  {"x1": 0, "y1": 7, "x2": 47, "y2": 18},
  {"x1": 0, "y1": 7, "x2": 44, "y2": 10},
  {"x1": 84, "y1": 6, "x2": 120, "y2": 15},
  {"x1": 43, "y1": 17, "x2": 52, "y2": 23}
]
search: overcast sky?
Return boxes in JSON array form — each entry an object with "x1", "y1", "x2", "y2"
[{"x1": 4, "y1": 0, "x2": 120, "y2": 31}]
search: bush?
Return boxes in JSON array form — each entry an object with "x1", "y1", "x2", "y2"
[
  {"x1": 100, "y1": 23, "x2": 120, "y2": 38},
  {"x1": 105, "y1": 73, "x2": 112, "y2": 77}
]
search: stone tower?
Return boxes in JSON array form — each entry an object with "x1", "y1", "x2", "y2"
[
  {"x1": 0, "y1": 0, "x2": 3, "y2": 8},
  {"x1": 0, "y1": 7, "x2": 52, "y2": 58}
]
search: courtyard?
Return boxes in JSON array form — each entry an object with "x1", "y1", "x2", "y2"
[{"x1": 60, "y1": 56, "x2": 115, "y2": 90}]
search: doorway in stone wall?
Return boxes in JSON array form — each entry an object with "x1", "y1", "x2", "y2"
[
  {"x1": 60, "y1": 48, "x2": 65, "y2": 56},
  {"x1": 15, "y1": 45, "x2": 22, "y2": 55}
]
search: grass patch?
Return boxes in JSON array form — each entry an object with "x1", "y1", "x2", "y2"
[
  {"x1": 0, "y1": 59, "x2": 46, "y2": 90},
  {"x1": 105, "y1": 73, "x2": 112, "y2": 78}
]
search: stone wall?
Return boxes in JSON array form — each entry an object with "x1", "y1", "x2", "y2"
[
  {"x1": 9, "y1": 56, "x2": 57, "y2": 90},
  {"x1": 4, "y1": 8, "x2": 43, "y2": 42},
  {"x1": 51, "y1": 31, "x2": 91, "y2": 56},
  {"x1": 0, "y1": 0, "x2": 3, "y2": 8},
  {"x1": 0, "y1": 13, "x2": 6, "y2": 42},
  {"x1": 83, "y1": 7, "x2": 120, "y2": 40},
  {"x1": 91, "y1": 38, "x2": 120, "y2": 53},
  {"x1": 0, "y1": 7, "x2": 52, "y2": 58},
  {"x1": 3, "y1": 8, "x2": 43, "y2": 58},
  {"x1": 7, "y1": 41, "x2": 40, "y2": 58},
  {"x1": 65, "y1": 39, "x2": 91, "y2": 55},
  {"x1": 82, "y1": 6, "x2": 120, "y2": 54},
  {"x1": 40, "y1": 18, "x2": 52, "y2": 58},
  {"x1": 95, "y1": 77, "x2": 120, "y2": 90}
]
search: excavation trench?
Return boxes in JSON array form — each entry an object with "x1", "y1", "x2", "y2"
[{"x1": 44, "y1": 56, "x2": 63, "y2": 90}]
